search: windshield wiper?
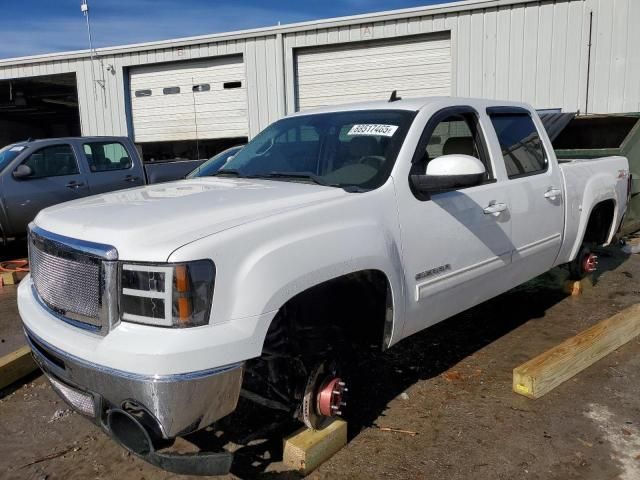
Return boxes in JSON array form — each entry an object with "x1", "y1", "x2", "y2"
[
  {"x1": 263, "y1": 171, "x2": 332, "y2": 186},
  {"x1": 260, "y1": 171, "x2": 368, "y2": 192},
  {"x1": 211, "y1": 169, "x2": 245, "y2": 177},
  {"x1": 213, "y1": 170, "x2": 364, "y2": 192}
]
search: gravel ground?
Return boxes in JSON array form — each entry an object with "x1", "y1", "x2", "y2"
[{"x1": 0, "y1": 244, "x2": 639, "y2": 480}]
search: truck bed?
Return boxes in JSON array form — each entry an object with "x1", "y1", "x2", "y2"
[{"x1": 556, "y1": 155, "x2": 629, "y2": 264}]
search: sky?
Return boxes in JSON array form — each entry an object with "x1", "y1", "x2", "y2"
[{"x1": 0, "y1": 0, "x2": 453, "y2": 59}]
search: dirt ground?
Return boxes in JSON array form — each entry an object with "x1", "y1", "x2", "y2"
[
  {"x1": 1, "y1": 243, "x2": 639, "y2": 480},
  {"x1": 0, "y1": 241, "x2": 28, "y2": 357}
]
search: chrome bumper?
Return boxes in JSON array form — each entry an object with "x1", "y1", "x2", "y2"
[{"x1": 24, "y1": 327, "x2": 244, "y2": 438}]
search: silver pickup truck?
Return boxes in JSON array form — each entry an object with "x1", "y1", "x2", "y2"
[{"x1": 0, "y1": 137, "x2": 204, "y2": 245}]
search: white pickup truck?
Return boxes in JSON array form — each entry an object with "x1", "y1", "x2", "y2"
[{"x1": 18, "y1": 97, "x2": 630, "y2": 475}]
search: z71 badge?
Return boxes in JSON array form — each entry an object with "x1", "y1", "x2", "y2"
[{"x1": 415, "y1": 264, "x2": 451, "y2": 281}]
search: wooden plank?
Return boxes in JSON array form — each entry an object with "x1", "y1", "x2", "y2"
[
  {"x1": 283, "y1": 419, "x2": 347, "y2": 475},
  {"x1": 563, "y1": 277, "x2": 593, "y2": 296},
  {"x1": 0, "y1": 270, "x2": 27, "y2": 286},
  {"x1": 0, "y1": 346, "x2": 37, "y2": 391},
  {"x1": 514, "y1": 304, "x2": 640, "y2": 399},
  {"x1": 0, "y1": 271, "x2": 17, "y2": 286}
]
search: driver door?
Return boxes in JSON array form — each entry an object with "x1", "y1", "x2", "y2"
[
  {"x1": 396, "y1": 107, "x2": 514, "y2": 337},
  {"x1": 3, "y1": 143, "x2": 89, "y2": 234}
]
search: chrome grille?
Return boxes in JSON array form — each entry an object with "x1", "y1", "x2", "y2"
[
  {"x1": 28, "y1": 225, "x2": 119, "y2": 335},
  {"x1": 30, "y1": 242, "x2": 102, "y2": 321}
]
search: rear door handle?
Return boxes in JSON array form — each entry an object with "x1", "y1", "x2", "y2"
[
  {"x1": 125, "y1": 175, "x2": 141, "y2": 183},
  {"x1": 65, "y1": 181, "x2": 85, "y2": 189},
  {"x1": 483, "y1": 202, "x2": 507, "y2": 215},
  {"x1": 544, "y1": 187, "x2": 563, "y2": 199}
]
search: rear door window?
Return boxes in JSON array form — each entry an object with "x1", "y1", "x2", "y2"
[
  {"x1": 84, "y1": 142, "x2": 132, "y2": 172},
  {"x1": 489, "y1": 114, "x2": 547, "y2": 178},
  {"x1": 23, "y1": 144, "x2": 79, "y2": 178}
]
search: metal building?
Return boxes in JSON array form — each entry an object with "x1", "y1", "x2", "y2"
[{"x1": 0, "y1": 0, "x2": 637, "y2": 160}]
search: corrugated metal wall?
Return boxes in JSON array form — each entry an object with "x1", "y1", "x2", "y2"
[
  {"x1": 0, "y1": 37, "x2": 285, "y2": 139},
  {"x1": 0, "y1": 0, "x2": 638, "y2": 139},
  {"x1": 284, "y1": 0, "x2": 640, "y2": 116}
]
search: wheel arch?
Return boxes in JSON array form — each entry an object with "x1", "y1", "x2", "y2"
[
  {"x1": 582, "y1": 199, "x2": 617, "y2": 245},
  {"x1": 569, "y1": 197, "x2": 617, "y2": 261},
  {"x1": 259, "y1": 267, "x2": 400, "y2": 355}
]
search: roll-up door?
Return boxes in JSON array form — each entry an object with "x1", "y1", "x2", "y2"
[
  {"x1": 295, "y1": 34, "x2": 451, "y2": 111},
  {"x1": 129, "y1": 56, "x2": 248, "y2": 142}
]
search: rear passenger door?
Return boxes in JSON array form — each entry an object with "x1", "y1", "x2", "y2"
[
  {"x1": 81, "y1": 140, "x2": 145, "y2": 194},
  {"x1": 3, "y1": 143, "x2": 89, "y2": 234},
  {"x1": 486, "y1": 108, "x2": 564, "y2": 279}
]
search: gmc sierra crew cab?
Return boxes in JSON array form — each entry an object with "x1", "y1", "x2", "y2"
[{"x1": 18, "y1": 97, "x2": 630, "y2": 475}]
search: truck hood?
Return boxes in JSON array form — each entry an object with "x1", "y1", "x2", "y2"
[{"x1": 34, "y1": 178, "x2": 347, "y2": 261}]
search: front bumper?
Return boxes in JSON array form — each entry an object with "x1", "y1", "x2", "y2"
[{"x1": 25, "y1": 327, "x2": 244, "y2": 439}]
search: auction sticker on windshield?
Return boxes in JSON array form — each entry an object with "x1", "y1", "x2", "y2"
[{"x1": 348, "y1": 124, "x2": 399, "y2": 137}]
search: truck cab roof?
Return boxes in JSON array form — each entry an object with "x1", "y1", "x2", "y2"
[
  {"x1": 287, "y1": 96, "x2": 534, "y2": 117},
  {"x1": 8, "y1": 136, "x2": 129, "y2": 148}
]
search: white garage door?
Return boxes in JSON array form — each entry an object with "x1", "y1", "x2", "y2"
[
  {"x1": 129, "y1": 56, "x2": 248, "y2": 143},
  {"x1": 295, "y1": 34, "x2": 451, "y2": 111}
]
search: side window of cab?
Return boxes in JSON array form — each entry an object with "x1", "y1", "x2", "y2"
[
  {"x1": 84, "y1": 142, "x2": 132, "y2": 172},
  {"x1": 488, "y1": 113, "x2": 547, "y2": 178},
  {"x1": 410, "y1": 109, "x2": 494, "y2": 199},
  {"x1": 21, "y1": 144, "x2": 79, "y2": 178}
]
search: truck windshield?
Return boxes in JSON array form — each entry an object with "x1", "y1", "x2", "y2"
[
  {"x1": 0, "y1": 144, "x2": 24, "y2": 172},
  {"x1": 218, "y1": 109, "x2": 416, "y2": 191},
  {"x1": 186, "y1": 145, "x2": 244, "y2": 178}
]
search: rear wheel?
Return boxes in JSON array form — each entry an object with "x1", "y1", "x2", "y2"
[{"x1": 568, "y1": 244, "x2": 598, "y2": 280}]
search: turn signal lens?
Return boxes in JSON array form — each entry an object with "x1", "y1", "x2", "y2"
[{"x1": 175, "y1": 265, "x2": 190, "y2": 292}]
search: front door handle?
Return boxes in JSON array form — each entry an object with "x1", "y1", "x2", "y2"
[
  {"x1": 483, "y1": 202, "x2": 507, "y2": 216},
  {"x1": 544, "y1": 187, "x2": 563, "y2": 200},
  {"x1": 65, "y1": 181, "x2": 85, "y2": 189},
  {"x1": 125, "y1": 175, "x2": 141, "y2": 183}
]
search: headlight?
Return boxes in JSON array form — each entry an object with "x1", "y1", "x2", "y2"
[{"x1": 119, "y1": 260, "x2": 215, "y2": 328}]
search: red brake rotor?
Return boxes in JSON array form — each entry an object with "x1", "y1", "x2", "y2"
[
  {"x1": 316, "y1": 377, "x2": 347, "y2": 417},
  {"x1": 301, "y1": 363, "x2": 348, "y2": 429},
  {"x1": 582, "y1": 252, "x2": 598, "y2": 274}
]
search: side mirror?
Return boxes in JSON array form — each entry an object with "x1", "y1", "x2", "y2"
[
  {"x1": 411, "y1": 154, "x2": 486, "y2": 193},
  {"x1": 12, "y1": 164, "x2": 33, "y2": 179}
]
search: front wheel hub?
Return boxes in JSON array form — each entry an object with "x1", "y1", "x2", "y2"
[
  {"x1": 301, "y1": 363, "x2": 348, "y2": 429},
  {"x1": 582, "y1": 252, "x2": 598, "y2": 274},
  {"x1": 317, "y1": 377, "x2": 347, "y2": 417}
]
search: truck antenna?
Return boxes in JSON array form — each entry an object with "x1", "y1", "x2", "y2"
[{"x1": 81, "y1": 0, "x2": 106, "y2": 101}]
